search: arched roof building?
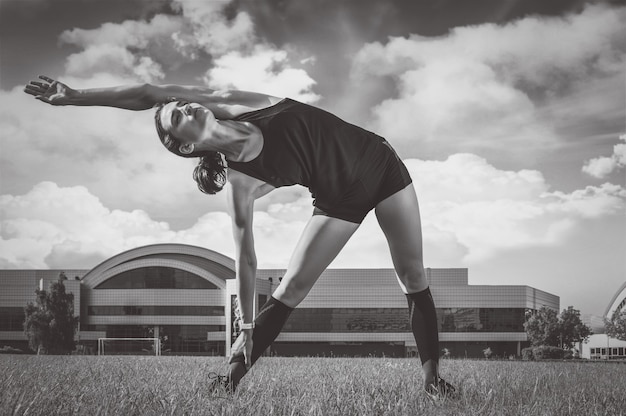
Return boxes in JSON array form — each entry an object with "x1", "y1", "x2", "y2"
[
  {"x1": 77, "y1": 244, "x2": 240, "y2": 356},
  {"x1": 604, "y1": 281, "x2": 626, "y2": 318},
  {"x1": 81, "y1": 243, "x2": 236, "y2": 290}
]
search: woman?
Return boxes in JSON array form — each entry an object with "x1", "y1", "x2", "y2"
[{"x1": 24, "y1": 75, "x2": 455, "y2": 398}]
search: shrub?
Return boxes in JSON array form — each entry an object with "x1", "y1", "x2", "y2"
[
  {"x1": 0, "y1": 346, "x2": 23, "y2": 354},
  {"x1": 522, "y1": 347, "x2": 534, "y2": 361},
  {"x1": 483, "y1": 347, "x2": 493, "y2": 359},
  {"x1": 441, "y1": 348, "x2": 451, "y2": 359},
  {"x1": 532, "y1": 346, "x2": 564, "y2": 360}
]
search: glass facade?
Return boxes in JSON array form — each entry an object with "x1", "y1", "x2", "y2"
[
  {"x1": 0, "y1": 307, "x2": 24, "y2": 331},
  {"x1": 279, "y1": 307, "x2": 526, "y2": 333},
  {"x1": 438, "y1": 308, "x2": 526, "y2": 332},
  {"x1": 96, "y1": 267, "x2": 217, "y2": 289},
  {"x1": 87, "y1": 305, "x2": 224, "y2": 316},
  {"x1": 283, "y1": 308, "x2": 409, "y2": 332}
]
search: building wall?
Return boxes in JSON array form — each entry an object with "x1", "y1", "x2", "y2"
[
  {"x1": 229, "y1": 268, "x2": 559, "y2": 358},
  {"x1": 1, "y1": 245, "x2": 560, "y2": 358},
  {"x1": 580, "y1": 334, "x2": 626, "y2": 360},
  {"x1": 579, "y1": 281, "x2": 626, "y2": 359}
]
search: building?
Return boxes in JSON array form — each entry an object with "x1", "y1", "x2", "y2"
[
  {"x1": 580, "y1": 281, "x2": 626, "y2": 360},
  {"x1": 0, "y1": 243, "x2": 559, "y2": 358}
]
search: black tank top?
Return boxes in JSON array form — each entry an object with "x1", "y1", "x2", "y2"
[{"x1": 228, "y1": 98, "x2": 385, "y2": 202}]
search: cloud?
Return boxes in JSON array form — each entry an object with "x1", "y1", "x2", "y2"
[
  {"x1": 0, "y1": 181, "x2": 304, "y2": 269},
  {"x1": 0, "y1": 83, "x2": 229, "y2": 228},
  {"x1": 171, "y1": 0, "x2": 255, "y2": 57},
  {"x1": 205, "y1": 45, "x2": 320, "y2": 102},
  {"x1": 0, "y1": 181, "x2": 221, "y2": 268},
  {"x1": 60, "y1": 14, "x2": 185, "y2": 82},
  {"x1": 348, "y1": 4, "x2": 626, "y2": 160},
  {"x1": 404, "y1": 154, "x2": 626, "y2": 262},
  {"x1": 64, "y1": 45, "x2": 165, "y2": 82},
  {"x1": 3, "y1": 0, "x2": 319, "y2": 225},
  {"x1": 56, "y1": 0, "x2": 319, "y2": 103},
  {"x1": 2, "y1": 155, "x2": 624, "y2": 269},
  {"x1": 583, "y1": 134, "x2": 626, "y2": 178}
]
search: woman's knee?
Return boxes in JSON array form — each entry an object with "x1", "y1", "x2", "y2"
[
  {"x1": 272, "y1": 278, "x2": 308, "y2": 308},
  {"x1": 395, "y1": 263, "x2": 429, "y2": 293}
]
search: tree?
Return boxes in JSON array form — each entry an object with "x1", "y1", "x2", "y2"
[
  {"x1": 23, "y1": 278, "x2": 79, "y2": 354},
  {"x1": 558, "y1": 306, "x2": 592, "y2": 349},
  {"x1": 604, "y1": 310, "x2": 626, "y2": 341},
  {"x1": 524, "y1": 306, "x2": 560, "y2": 347},
  {"x1": 524, "y1": 306, "x2": 592, "y2": 349}
]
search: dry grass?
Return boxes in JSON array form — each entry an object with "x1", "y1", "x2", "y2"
[{"x1": 1, "y1": 355, "x2": 625, "y2": 415}]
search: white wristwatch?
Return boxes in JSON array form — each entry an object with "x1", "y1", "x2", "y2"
[{"x1": 240, "y1": 322, "x2": 255, "y2": 330}]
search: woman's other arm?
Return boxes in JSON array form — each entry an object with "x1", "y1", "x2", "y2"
[{"x1": 226, "y1": 171, "x2": 260, "y2": 367}]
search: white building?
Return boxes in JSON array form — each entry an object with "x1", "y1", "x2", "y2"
[
  {"x1": 1, "y1": 244, "x2": 559, "y2": 358},
  {"x1": 581, "y1": 281, "x2": 626, "y2": 360}
]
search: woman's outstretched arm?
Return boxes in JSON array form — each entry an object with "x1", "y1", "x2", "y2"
[
  {"x1": 24, "y1": 75, "x2": 281, "y2": 118},
  {"x1": 226, "y1": 172, "x2": 262, "y2": 368}
]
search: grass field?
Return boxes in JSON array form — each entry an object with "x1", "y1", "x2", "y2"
[{"x1": 1, "y1": 355, "x2": 625, "y2": 416}]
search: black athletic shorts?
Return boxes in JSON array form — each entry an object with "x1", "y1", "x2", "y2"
[{"x1": 313, "y1": 139, "x2": 413, "y2": 224}]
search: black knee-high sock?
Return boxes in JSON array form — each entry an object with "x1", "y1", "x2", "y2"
[
  {"x1": 406, "y1": 287, "x2": 439, "y2": 366},
  {"x1": 228, "y1": 296, "x2": 293, "y2": 388}
]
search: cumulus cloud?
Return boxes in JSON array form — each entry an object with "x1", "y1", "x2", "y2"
[
  {"x1": 2, "y1": 154, "x2": 624, "y2": 269},
  {"x1": 348, "y1": 4, "x2": 626, "y2": 161},
  {"x1": 60, "y1": 14, "x2": 184, "y2": 82},
  {"x1": 0, "y1": 83, "x2": 229, "y2": 228},
  {"x1": 206, "y1": 45, "x2": 320, "y2": 102},
  {"x1": 404, "y1": 154, "x2": 626, "y2": 262},
  {"x1": 0, "y1": 182, "x2": 220, "y2": 268},
  {"x1": 583, "y1": 134, "x2": 626, "y2": 178},
  {"x1": 171, "y1": 0, "x2": 255, "y2": 57},
  {"x1": 0, "y1": 181, "x2": 305, "y2": 269},
  {"x1": 64, "y1": 44, "x2": 165, "y2": 81},
  {"x1": 57, "y1": 0, "x2": 319, "y2": 102},
  {"x1": 3, "y1": 0, "x2": 318, "y2": 226}
]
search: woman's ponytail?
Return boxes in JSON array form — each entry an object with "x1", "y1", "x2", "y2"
[
  {"x1": 154, "y1": 103, "x2": 227, "y2": 195},
  {"x1": 193, "y1": 152, "x2": 227, "y2": 195}
]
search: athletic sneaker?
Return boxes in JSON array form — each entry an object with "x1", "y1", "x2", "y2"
[
  {"x1": 424, "y1": 377, "x2": 457, "y2": 401},
  {"x1": 208, "y1": 372, "x2": 234, "y2": 394}
]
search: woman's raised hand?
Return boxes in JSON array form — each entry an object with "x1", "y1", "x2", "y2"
[{"x1": 24, "y1": 75, "x2": 76, "y2": 105}]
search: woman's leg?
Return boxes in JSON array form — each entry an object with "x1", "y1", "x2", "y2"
[
  {"x1": 226, "y1": 215, "x2": 360, "y2": 389},
  {"x1": 272, "y1": 215, "x2": 360, "y2": 307},
  {"x1": 374, "y1": 184, "x2": 440, "y2": 387}
]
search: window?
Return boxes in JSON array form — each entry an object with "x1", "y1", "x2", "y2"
[
  {"x1": 96, "y1": 267, "x2": 218, "y2": 289},
  {"x1": 0, "y1": 307, "x2": 24, "y2": 331},
  {"x1": 88, "y1": 305, "x2": 224, "y2": 316},
  {"x1": 279, "y1": 307, "x2": 528, "y2": 333},
  {"x1": 282, "y1": 308, "x2": 409, "y2": 333}
]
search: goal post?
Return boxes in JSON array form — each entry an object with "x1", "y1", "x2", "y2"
[{"x1": 97, "y1": 338, "x2": 161, "y2": 356}]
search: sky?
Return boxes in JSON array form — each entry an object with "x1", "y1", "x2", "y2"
[{"x1": 0, "y1": 0, "x2": 624, "y2": 316}]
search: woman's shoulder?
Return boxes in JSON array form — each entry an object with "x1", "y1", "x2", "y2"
[{"x1": 215, "y1": 92, "x2": 283, "y2": 117}]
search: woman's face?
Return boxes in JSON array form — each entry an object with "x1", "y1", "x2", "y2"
[{"x1": 159, "y1": 101, "x2": 216, "y2": 144}]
